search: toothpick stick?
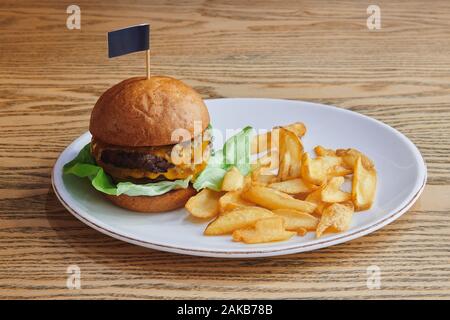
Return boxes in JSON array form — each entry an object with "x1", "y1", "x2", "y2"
[{"x1": 146, "y1": 49, "x2": 150, "y2": 79}]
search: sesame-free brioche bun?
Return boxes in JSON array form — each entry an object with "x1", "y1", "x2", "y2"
[
  {"x1": 105, "y1": 186, "x2": 197, "y2": 213},
  {"x1": 89, "y1": 76, "x2": 210, "y2": 147}
]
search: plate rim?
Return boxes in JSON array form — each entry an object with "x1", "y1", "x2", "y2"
[{"x1": 52, "y1": 98, "x2": 427, "y2": 258}]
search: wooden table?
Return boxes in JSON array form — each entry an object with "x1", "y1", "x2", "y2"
[{"x1": 1, "y1": 0, "x2": 449, "y2": 299}]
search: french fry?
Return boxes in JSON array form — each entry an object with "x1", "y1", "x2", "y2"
[
  {"x1": 204, "y1": 206, "x2": 274, "y2": 235},
  {"x1": 251, "y1": 130, "x2": 272, "y2": 154},
  {"x1": 281, "y1": 122, "x2": 307, "y2": 138},
  {"x1": 221, "y1": 166, "x2": 245, "y2": 191},
  {"x1": 352, "y1": 156, "x2": 377, "y2": 210},
  {"x1": 251, "y1": 122, "x2": 306, "y2": 154},
  {"x1": 336, "y1": 148, "x2": 374, "y2": 170},
  {"x1": 301, "y1": 153, "x2": 348, "y2": 185},
  {"x1": 241, "y1": 185, "x2": 317, "y2": 214},
  {"x1": 328, "y1": 165, "x2": 353, "y2": 177},
  {"x1": 185, "y1": 189, "x2": 222, "y2": 219},
  {"x1": 314, "y1": 145, "x2": 336, "y2": 157},
  {"x1": 322, "y1": 155, "x2": 343, "y2": 167},
  {"x1": 277, "y1": 127, "x2": 303, "y2": 180},
  {"x1": 219, "y1": 191, "x2": 254, "y2": 213},
  {"x1": 273, "y1": 209, "x2": 319, "y2": 231},
  {"x1": 316, "y1": 202, "x2": 354, "y2": 238},
  {"x1": 251, "y1": 165, "x2": 278, "y2": 185},
  {"x1": 256, "y1": 152, "x2": 276, "y2": 167},
  {"x1": 232, "y1": 217, "x2": 296, "y2": 244},
  {"x1": 268, "y1": 178, "x2": 317, "y2": 194},
  {"x1": 304, "y1": 187, "x2": 327, "y2": 215},
  {"x1": 321, "y1": 176, "x2": 351, "y2": 203},
  {"x1": 301, "y1": 152, "x2": 327, "y2": 185}
]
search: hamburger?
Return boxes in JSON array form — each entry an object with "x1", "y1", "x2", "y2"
[{"x1": 88, "y1": 76, "x2": 211, "y2": 212}]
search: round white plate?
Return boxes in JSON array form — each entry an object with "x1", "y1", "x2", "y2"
[{"x1": 52, "y1": 98, "x2": 426, "y2": 258}]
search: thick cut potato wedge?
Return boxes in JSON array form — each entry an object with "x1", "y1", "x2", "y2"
[
  {"x1": 251, "y1": 122, "x2": 306, "y2": 154},
  {"x1": 251, "y1": 165, "x2": 278, "y2": 185},
  {"x1": 316, "y1": 202, "x2": 354, "y2": 238},
  {"x1": 301, "y1": 153, "x2": 349, "y2": 185},
  {"x1": 301, "y1": 153, "x2": 327, "y2": 185},
  {"x1": 232, "y1": 217, "x2": 296, "y2": 244},
  {"x1": 273, "y1": 209, "x2": 319, "y2": 231},
  {"x1": 221, "y1": 166, "x2": 245, "y2": 191},
  {"x1": 352, "y1": 156, "x2": 377, "y2": 210},
  {"x1": 304, "y1": 187, "x2": 326, "y2": 215},
  {"x1": 219, "y1": 191, "x2": 254, "y2": 213},
  {"x1": 336, "y1": 148, "x2": 374, "y2": 170},
  {"x1": 314, "y1": 145, "x2": 336, "y2": 157},
  {"x1": 204, "y1": 206, "x2": 274, "y2": 235},
  {"x1": 281, "y1": 122, "x2": 307, "y2": 138},
  {"x1": 241, "y1": 185, "x2": 316, "y2": 213},
  {"x1": 185, "y1": 189, "x2": 222, "y2": 219},
  {"x1": 277, "y1": 128, "x2": 303, "y2": 180},
  {"x1": 321, "y1": 176, "x2": 351, "y2": 203},
  {"x1": 268, "y1": 178, "x2": 316, "y2": 194}
]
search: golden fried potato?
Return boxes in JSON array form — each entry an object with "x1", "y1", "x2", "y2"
[
  {"x1": 301, "y1": 153, "x2": 349, "y2": 185},
  {"x1": 256, "y1": 152, "x2": 277, "y2": 168},
  {"x1": 221, "y1": 166, "x2": 245, "y2": 191},
  {"x1": 336, "y1": 148, "x2": 374, "y2": 170},
  {"x1": 251, "y1": 130, "x2": 272, "y2": 154},
  {"x1": 301, "y1": 153, "x2": 327, "y2": 185},
  {"x1": 321, "y1": 156, "x2": 351, "y2": 176},
  {"x1": 328, "y1": 165, "x2": 353, "y2": 177},
  {"x1": 232, "y1": 217, "x2": 296, "y2": 244},
  {"x1": 241, "y1": 185, "x2": 316, "y2": 214},
  {"x1": 277, "y1": 128, "x2": 303, "y2": 180},
  {"x1": 273, "y1": 209, "x2": 318, "y2": 231},
  {"x1": 251, "y1": 122, "x2": 306, "y2": 154},
  {"x1": 185, "y1": 189, "x2": 222, "y2": 219},
  {"x1": 204, "y1": 206, "x2": 274, "y2": 235},
  {"x1": 251, "y1": 165, "x2": 278, "y2": 186},
  {"x1": 316, "y1": 202, "x2": 354, "y2": 238},
  {"x1": 281, "y1": 122, "x2": 307, "y2": 138},
  {"x1": 218, "y1": 191, "x2": 254, "y2": 213},
  {"x1": 352, "y1": 156, "x2": 377, "y2": 210},
  {"x1": 304, "y1": 186, "x2": 327, "y2": 215},
  {"x1": 314, "y1": 145, "x2": 336, "y2": 157},
  {"x1": 268, "y1": 178, "x2": 316, "y2": 194},
  {"x1": 321, "y1": 176, "x2": 352, "y2": 203}
]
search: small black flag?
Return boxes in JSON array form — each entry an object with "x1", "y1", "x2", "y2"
[{"x1": 108, "y1": 24, "x2": 150, "y2": 58}]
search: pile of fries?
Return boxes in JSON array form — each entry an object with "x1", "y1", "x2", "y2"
[{"x1": 186, "y1": 122, "x2": 377, "y2": 244}]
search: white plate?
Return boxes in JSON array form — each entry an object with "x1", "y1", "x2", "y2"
[{"x1": 52, "y1": 98, "x2": 426, "y2": 258}]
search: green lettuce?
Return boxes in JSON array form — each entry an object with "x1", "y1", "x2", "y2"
[
  {"x1": 63, "y1": 144, "x2": 191, "y2": 196},
  {"x1": 193, "y1": 126, "x2": 253, "y2": 191},
  {"x1": 63, "y1": 126, "x2": 253, "y2": 196}
]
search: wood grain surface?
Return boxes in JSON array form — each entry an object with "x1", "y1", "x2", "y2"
[{"x1": 1, "y1": 0, "x2": 449, "y2": 299}]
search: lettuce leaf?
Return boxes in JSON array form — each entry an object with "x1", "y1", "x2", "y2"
[
  {"x1": 193, "y1": 126, "x2": 253, "y2": 191},
  {"x1": 63, "y1": 144, "x2": 191, "y2": 196}
]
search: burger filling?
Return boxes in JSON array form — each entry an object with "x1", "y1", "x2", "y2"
[
  {"x1": 91, "y1": 137, "x2": 211, "y2": 183},
  {"x1": 100, "y1": 149, "x2": 174, "y2": 173}
]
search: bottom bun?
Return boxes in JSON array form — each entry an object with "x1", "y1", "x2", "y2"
[{"x1": 105, "y1": 186, "x2": 197, "y2": 213}]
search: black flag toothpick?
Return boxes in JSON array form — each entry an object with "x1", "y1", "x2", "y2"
[{"x1": 107, "y1": 24, "x2": 150, "y2": 78}]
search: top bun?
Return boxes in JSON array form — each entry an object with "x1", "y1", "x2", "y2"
[{"x1": 89, "y1": 76, "x2": 210, "y2": 146}]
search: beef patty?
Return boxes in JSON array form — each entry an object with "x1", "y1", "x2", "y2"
[{"x1": 100, "y1": 149, "x2": 174, "y2": 173}]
